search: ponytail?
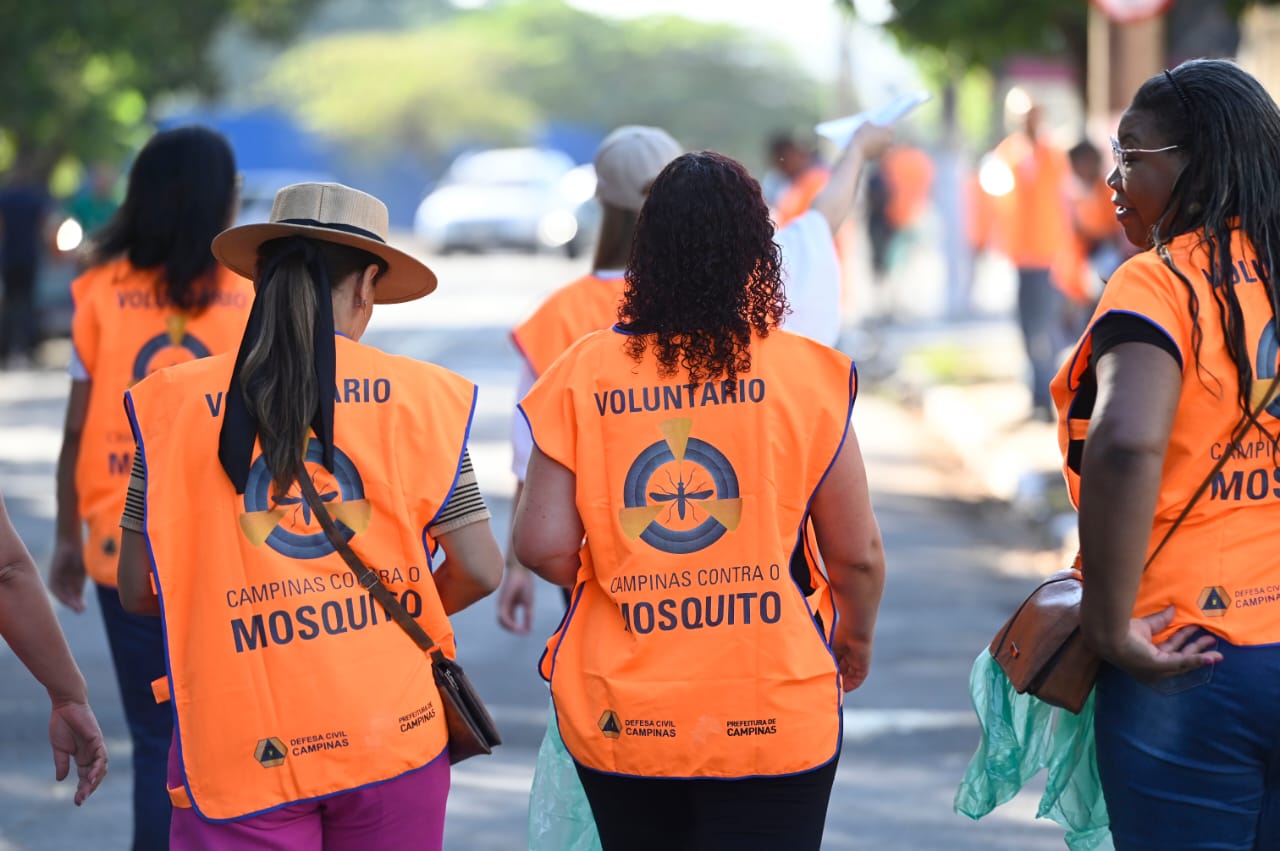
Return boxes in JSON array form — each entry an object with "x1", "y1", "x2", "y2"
[
  {"x1": 240, "y1": 242, "x2": 322, "y2": 498},
  {"x1": 218, "y1": 236, "x2": 385, "y2": 498}
]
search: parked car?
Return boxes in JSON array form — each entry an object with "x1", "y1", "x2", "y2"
[{"x1": 413, "y1": 148, "x2": 597, "y2": 257}]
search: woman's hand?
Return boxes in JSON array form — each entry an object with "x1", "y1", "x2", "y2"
[
  {"x1": 48, "y1": 541, "x2": 87, "y2": 613},
  {"x1": 497, "y1": 561, "x2": 536, "y2": 635},
  {"x1": 1095, "y1": 605, "x2": 1223, "y2": 683},
  {"x1": 49, "y1": 700, "x2": 108, "y2": 806},
  {"x1": 831, "y1": 622, "x2": 873, "y2": 692}
]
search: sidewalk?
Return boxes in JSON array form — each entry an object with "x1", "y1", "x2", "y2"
[{"x1": 852, "y1": 316, "x2": 1077, "y2": 559}]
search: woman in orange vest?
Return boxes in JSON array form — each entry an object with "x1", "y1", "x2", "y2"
[
  {"x1": 1050, "y1": 60, "x2": 1280, "y2": 849},
  {"x1": 513, "y1": 151, "x2": 886, "y2": 849},
  {"x1": 115, "y1": 182, "x2": 502, "y2": 849},
  {"x1": 500, "y1": 123, "x2": 892, "y2": 635},
  {"x1": 48, "y1": 126, "x2": 250, "y2": 850},
  {"x1": 0, "y1": 488, "x2": 107, "y2": 806}
]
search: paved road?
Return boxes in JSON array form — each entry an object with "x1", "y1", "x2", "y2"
[{"x1": 0, "y1": 252, "x2": 1065, "y2": 849}]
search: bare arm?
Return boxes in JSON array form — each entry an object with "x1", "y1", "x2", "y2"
[
  {"x1": 433, "y1": 521, "x2": 503, "y2": 616},
  {"x1": 51, "y1": 380, "x2": 91, "y2": 612},
  {"x1": 1079, "y1": 342, "x2": 1221, "y2": 675},
  {"x1": 513, "y1": 447, "x2": 583, "y2": 588},
  {"x1": 0, "y1": 491, "x2": 108, "y2": 804},
  {"x1": 810, "y1": 428, "x2": 886, "y2": 691},
  {"x1": 809, "y1": 124, "x2": 894, "y2": 234},
  {"x1": 117, "y1": 528, "x2": 159, "y2": 615},
  {"x1": 497, "y1": 479, "x2": 538, "y2": 633}
]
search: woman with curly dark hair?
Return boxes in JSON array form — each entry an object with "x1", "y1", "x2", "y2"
[{"x1": 514, "y1": 150, "x2": 886, "y2": 849}]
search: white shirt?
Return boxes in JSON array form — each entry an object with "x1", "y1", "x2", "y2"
[{"x1": 510, "y1": 210, "x2": 839, "y2": 478}]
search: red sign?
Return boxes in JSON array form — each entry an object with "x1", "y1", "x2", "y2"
[{"x1": 1090, "y1": 0, "x2": 1174, "y2": 23}]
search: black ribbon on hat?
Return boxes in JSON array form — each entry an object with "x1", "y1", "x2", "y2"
[{"x1": 218, "y1": 237, "x2": 337, "y2": 495}]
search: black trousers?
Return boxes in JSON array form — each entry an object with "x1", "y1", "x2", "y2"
[
  {"x1": 575, "y1": 758, "x2": 838, "y2": 851},
  {"x1": 0, "y1": 260, "x2": 37, "y2": 362}
]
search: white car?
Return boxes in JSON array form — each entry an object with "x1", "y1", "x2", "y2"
[{"x1": 414, "y1": 148, "x2": 596, "y2": 257}]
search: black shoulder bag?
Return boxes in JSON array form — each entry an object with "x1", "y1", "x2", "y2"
[{"x1": 296, "y1": 464, "x2": 502, "y2": 763}]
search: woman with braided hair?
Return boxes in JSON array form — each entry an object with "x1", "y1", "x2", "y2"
[{"x1": 1051, "y1": 59, "x2": 1280, "y2": 848}]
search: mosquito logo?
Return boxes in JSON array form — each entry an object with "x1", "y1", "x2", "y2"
[
  {"x1": 619, "y1": 418, "x2": 741, "y2": 555},
  {"x1": 649, "y1": 469, "x2": 714, "y2": 523},
  {"x1": 238, "y1": 438, "x2": 371, "y2": 559}
]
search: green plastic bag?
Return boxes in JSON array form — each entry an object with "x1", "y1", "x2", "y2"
[
  {"x1": 528, "y1": 699, "x2": 603, "y2": 851},
  {"x1": 954, "y1": 650, "x2": 1113, "y2": 851}
]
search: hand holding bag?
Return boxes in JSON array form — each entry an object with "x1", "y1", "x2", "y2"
[
  {"x1": 297, "y1": 465, "x2": 502, "y2": 763},
  {"x1": 989, "y1": 375, "x2": 1277, "y2": 713}
]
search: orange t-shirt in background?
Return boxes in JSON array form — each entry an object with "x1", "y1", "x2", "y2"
[{"x1": 993, "y1": 133, "x2": 1070, "y2": 269}]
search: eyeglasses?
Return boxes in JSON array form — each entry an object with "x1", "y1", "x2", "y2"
[{"x1": 1110, "y1": 136, "x2": 1180, "y2": 179}]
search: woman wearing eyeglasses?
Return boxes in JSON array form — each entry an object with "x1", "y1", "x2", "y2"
[{"x1": 1050, "y1": 59, "x2": 1280, "y2": 849}]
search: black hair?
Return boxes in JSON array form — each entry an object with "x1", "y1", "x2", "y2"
[
  {"x1": 1129, "y1": 59, "x2": 1280, "y2": 435},
  {"x1": 94, "y1": 126, "x2": 236, "y2": 314},
  {"x1": 619, "y1": 151, "x2": 788, "y2": 385},
  {"x1": 239, "y1": 237, "x2": 385, "y2": 496},
  {"x1": 1068, "y1": 140, "x2": 1100, "y2": 164}
]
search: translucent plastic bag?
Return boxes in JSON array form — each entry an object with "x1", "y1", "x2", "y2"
[
  {"x1": 955, "y1": 650, "x2": 1113, "y2": 851},
  {"x1": 528, "y1": 700, "x2": 602, "y2": 851}
]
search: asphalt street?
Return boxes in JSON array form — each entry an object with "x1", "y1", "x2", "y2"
[{"x1": 0, "y1": 250, "x2": 1066, "y2": 849}]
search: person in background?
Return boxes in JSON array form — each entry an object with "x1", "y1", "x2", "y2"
[
  {"x1": 0, "y1": 488, "x2": 108, "y2": 806},
  {"x1": 1052, "y1": 140, "x2": 1124, "y2": 339},
  {"x1": 769, "y1": 133, "x2": 831, "y2": 228},
  {"x1": 117, "y1": 182, "x2": 503, "y2": 849},
  {"x1": 0, "y1": 165, "x2": 52, "y2": 368},
  {"x1": 514, "y1": 150, "x2": 886, "y2": 849},
  {"x1": 66, "y1": 163, "x2": 121, "y2": 245},
  {"x1": 1052, "y1": 60, "x2": 1280, "y2": 848},
  {"x1": 49, "y1": 126, "x2": 251, "y2": 851},
  {"x1": 498, "y1": 123, "x2": 892, "y2": 634},
  {"x1": 993, "y1": 98, "x2": 1072, "y2": 422}
]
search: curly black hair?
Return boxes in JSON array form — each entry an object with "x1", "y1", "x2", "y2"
[{"x1": 618, "y1": 151, "x2": 788, "y2": 385}]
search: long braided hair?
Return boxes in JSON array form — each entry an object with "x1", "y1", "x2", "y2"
[{"x1": 1133, "y1": 59, "x2": 1280, "y2": 436}]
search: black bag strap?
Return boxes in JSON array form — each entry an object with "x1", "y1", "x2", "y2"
[
  {"x1": 295, "y1": 462, "x2": 446, "y2": 663},
  {"x1": 1142, "y1": 372, "x2": 1280, "y2": 570}
]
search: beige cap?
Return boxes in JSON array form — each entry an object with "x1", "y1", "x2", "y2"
[
  {"x1": 212, "y1": 182, "x2": 437, "y2": 304},
  {"x1": 593, "y1": 126, "x2": 683, "y2": 212}
]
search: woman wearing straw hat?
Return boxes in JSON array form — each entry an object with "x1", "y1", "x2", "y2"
[
  {"x1": 115, "y1": 182, "x2": 504, "y2": 849},
  {"x1": 50, "y1": 125, "x2": 250, "y2": 850}
]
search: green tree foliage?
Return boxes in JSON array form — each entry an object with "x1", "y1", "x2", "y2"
[
  {"x1": 256, "y1": 0, "x2": 825, "y2": 170},
  {"x1": 0, "y1": 0, "x2": 319, "y2": 178}
]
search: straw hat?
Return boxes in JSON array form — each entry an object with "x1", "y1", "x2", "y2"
[
  {"x1": 594, "y1": 126, "x2": 682, "y2": 212},
  {"x1": 212, "y1": 182, "x2": 437, "y2": 304}
]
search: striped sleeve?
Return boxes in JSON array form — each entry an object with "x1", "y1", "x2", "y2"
[
  {"x1": 427, "y1": 449, "x2": 490, "y2": 536},
  {"x1": 119, "y1": 448, "x2": 146, "y2": 533}
]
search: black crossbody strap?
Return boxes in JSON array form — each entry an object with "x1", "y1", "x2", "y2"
[
  {"x1": 295, "y1": 463, "x2": 445, "y2": 661},
  {"x1": 1143, "y1": 373, "x2": 1280, "y2": 570}
]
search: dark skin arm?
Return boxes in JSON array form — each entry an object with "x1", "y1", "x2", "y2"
[
  {"x1": 50, "y1": 380, "x2": 91, "y2": 612},
  {"x1": 1078, "y1": 341, "x2": 1221, "y2": 678}
]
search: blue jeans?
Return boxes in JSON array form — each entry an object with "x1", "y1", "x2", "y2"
[
  {"x1": 1094, "y1": 635, "x2": 1280, "y2": 850},
  {"x1": 97, "y1": 583, "x2": 173, "y2": 850}
]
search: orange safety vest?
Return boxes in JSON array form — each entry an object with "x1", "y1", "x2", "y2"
[
  {"x1": 511, "y1": 273, "x2": 627, "y2": 377},
  {"x1": 71, "y1": 258, "x2": 253, "y2": 585},
  {"x1": 993, "y1": 133, "x2": 1070, "y2": 269},
  {"x1": 125, "y1": 335, "x2": 476, "y2": 821},
  {"x1": 1052, "y1": 229, "x2": 1280, "y2": 645},
  {"x1": 521, "y1": 328, "x2": 854, "y2": 778}
]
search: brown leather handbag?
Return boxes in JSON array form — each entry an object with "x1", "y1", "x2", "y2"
[
  {"x1": 988, "y1": 377, "x2": 1273, "y2": 713},
  {"x1": 297, "y1": 465, "x2": 502, "y2": 763},
  {"x1": 989, "y1": 567, "x2": 1096, "y2": 713}
]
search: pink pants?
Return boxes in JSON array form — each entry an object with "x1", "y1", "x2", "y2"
[{"x1": 168, "y1": 744, "x2": 450, "y2": 851}]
